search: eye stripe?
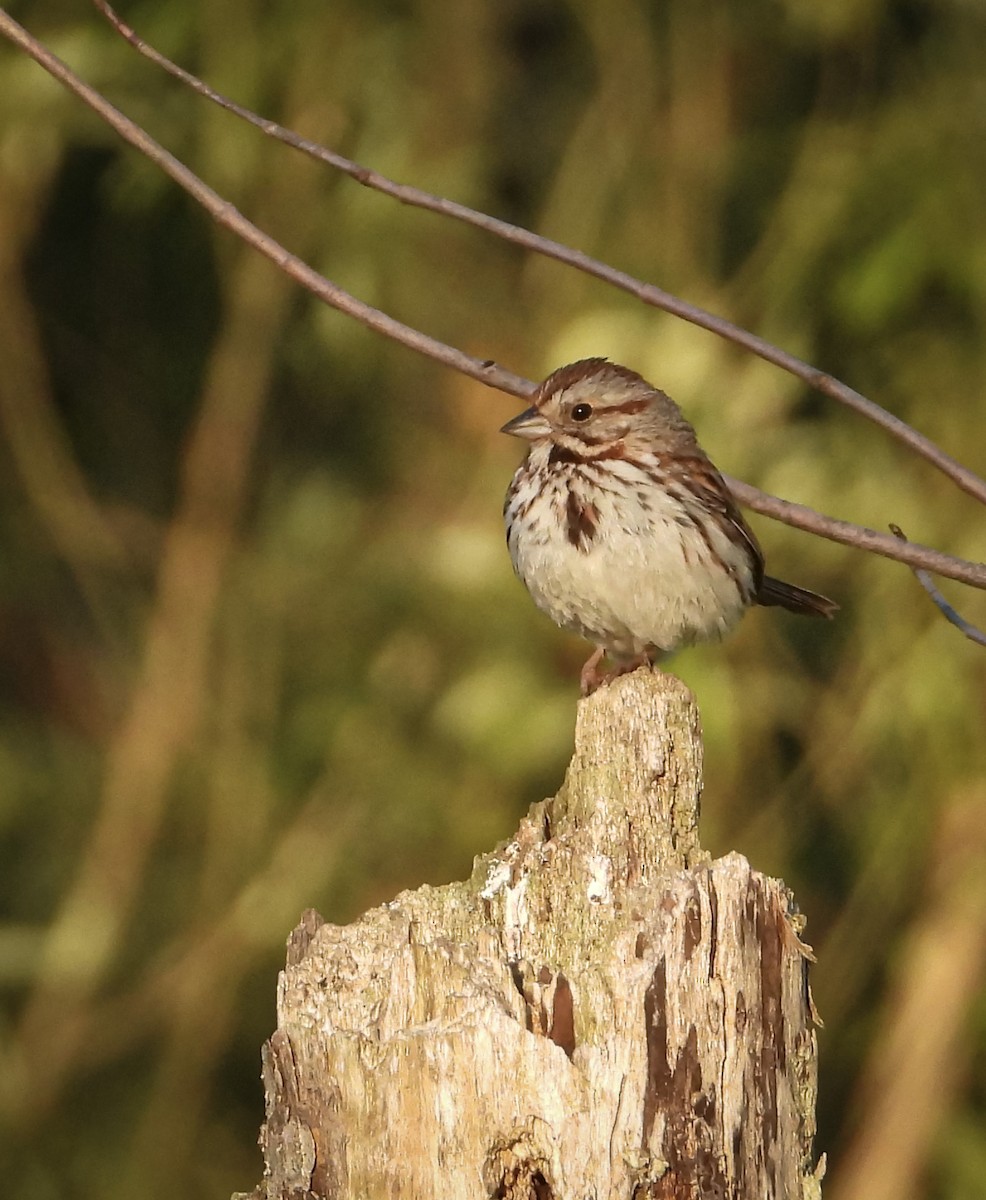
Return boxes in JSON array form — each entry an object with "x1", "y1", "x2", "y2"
[{"x1": 603, "y1": 398, "x2": 649, "y2": 415}]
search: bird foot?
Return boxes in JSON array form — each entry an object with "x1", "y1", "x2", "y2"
[{"x1": 579, "y1": 650, "x2": 652, "y2": 696}]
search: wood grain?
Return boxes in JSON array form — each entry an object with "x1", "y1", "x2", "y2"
[{"x1": 237, "y1": 669, "x2": 821, "y2": 1199}]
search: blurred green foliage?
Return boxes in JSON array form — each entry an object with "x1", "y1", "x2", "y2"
[{"x1": 1, "y1": 1, "x2": 985, "y2": 1197}]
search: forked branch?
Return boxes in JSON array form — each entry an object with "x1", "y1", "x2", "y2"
[
  {"x1": 1, "y1": 6, "x2": 984, "y2": 596},
  {"x1": 90, "y1": 0, "x2": 986, "y2": 512},
  {"x1": 890, "y1": 526, "x2": 986, "y2": 646}
]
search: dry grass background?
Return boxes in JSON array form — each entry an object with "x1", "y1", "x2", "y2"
[{"x1": 1, "y1": 1, "x2": 985, "y2": 1197}]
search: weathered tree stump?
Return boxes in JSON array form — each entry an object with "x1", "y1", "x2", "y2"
[{"x1": 236, "y1": 669, "x2": 821, "y2": 1199}]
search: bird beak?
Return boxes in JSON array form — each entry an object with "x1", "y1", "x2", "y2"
[{"x1": 500, "y1": 406, "x2": 552, "y2": 441}]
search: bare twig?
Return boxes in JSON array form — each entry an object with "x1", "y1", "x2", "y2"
[
  {"x1": 0, "y1": 11, "x2": 528, "y2": 399},
  {"x1": 2, "y1": 8, "x2": 985, "y2": 591},
  {"x1": 724, "y1": 486, "x2": 986, "y2": 591},
  {"x1": 890, "y1": 526, "x2": 986, "y2": 646},
  {"x1": 12, "y1": 99, "x2": 328, "y2": 1123},
  {"x1": 92, "y1": 0, "x2": 986, "y2": 512}
]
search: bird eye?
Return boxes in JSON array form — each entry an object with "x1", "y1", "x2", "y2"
[{"x1": 571, "y1": 403, "x2": 593, "y2": 422}]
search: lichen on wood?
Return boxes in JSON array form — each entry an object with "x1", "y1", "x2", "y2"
[{"x1": 236, "y1": 668, "x2": 820, "y2": 1200}]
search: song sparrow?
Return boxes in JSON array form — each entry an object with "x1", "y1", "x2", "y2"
[{"x1": 502, "y1": 358, "x2": 837, "y2": 694}]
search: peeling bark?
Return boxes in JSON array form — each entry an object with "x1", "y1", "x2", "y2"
[{"x1": 235, "y1": 669, "x2": 821, "y2": 1200}]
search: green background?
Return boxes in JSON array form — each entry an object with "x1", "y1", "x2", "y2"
[{"x1": 2, "y1": 1, "x2": 985, "y2": 1197}]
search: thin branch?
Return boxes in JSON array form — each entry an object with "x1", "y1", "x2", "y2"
[
  {"x1": 92, "y1": 0, "x2": 986, "y2": 512},
  {"x1": 725, "y1": 484, "x2": 986, "y2": 591},
  {"x1": 2, "y1": 8, "x2": 986, "y2": 592},
  {"x1": 0, "y1": 10, "x2": 529, "y2": 401},
  {"x1": 889, "y1": 526, "x2": 986, "y2": 646}
]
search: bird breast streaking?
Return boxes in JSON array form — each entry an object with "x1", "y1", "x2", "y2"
[{"x1": 502, "y1": 358, "x2": 836, "y2": 694}]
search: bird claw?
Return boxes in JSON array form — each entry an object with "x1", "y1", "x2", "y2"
[
  {"x1": 579, "y1": 647, "x2": 607, "y2": 696},
  {"x1": 579, "y1": 649, "x2": 651, "y2": 696}
]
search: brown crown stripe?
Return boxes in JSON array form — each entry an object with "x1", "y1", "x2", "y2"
[
  {"x1": 538, "y1": 357, "x2": 653, "y2": 400},
  {"x1": 537, "y1": 358, "x2": 610, "y2": 398}
]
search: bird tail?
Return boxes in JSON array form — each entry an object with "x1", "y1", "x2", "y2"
[{"x1": 758, "y1": 576, "x2": 838, "y2": 619}]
